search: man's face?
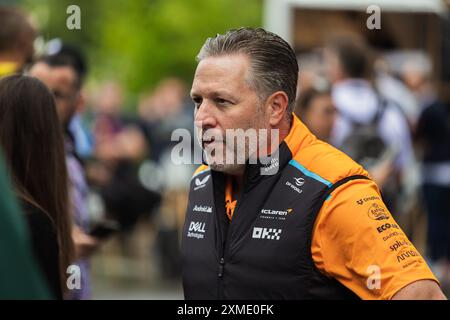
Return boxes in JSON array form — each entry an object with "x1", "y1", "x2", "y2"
[
  {"x1": 191, "y1": 54, "x2": 268, "y2": 174},
  {"x1": 324, "y1": 48, "x2": 343, "y2": 84},
  {"x1": 29, "y1": 62, "x2": 79, "y2": 128},
  {"x1": 302, "y1": 94, "x2": 336, "y2": 142}
]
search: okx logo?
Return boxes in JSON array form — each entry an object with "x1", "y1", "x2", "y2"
[{"x1": 252, "y1": 227, "x2": 282, "y2": 240}]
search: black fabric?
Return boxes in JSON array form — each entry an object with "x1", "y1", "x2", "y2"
[
  {"x1": 22, "y1": 201, "x2": 62, "y2": 299},
  {"x1": 182, "y1": 142, "x2": 366, "y2": 300},
  {"x1": 422, "y1": 184, "x2": 450, "y2": 261},
  {"x1": 100, "y1": 161, "x2": 161, "y2": 231},
  {"x1": 416, "y1": 101, "x2": 450, "y2": 163}
]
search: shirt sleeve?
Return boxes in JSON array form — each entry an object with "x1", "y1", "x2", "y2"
[{"x1": 311, "y1": 178, "x2": 439, "y2": 300}]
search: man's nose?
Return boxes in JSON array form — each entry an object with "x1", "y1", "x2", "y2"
[{"x1": 194, "y1": 99, "x2": 216, "y2": 130}]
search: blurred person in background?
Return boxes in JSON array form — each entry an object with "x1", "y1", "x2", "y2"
[
  {"x1": 294, "y1": 87, "x2": 336, "y2": 143},
  {"x1": 374, "y1": 55, "x2": 421, "y2": 131},
  {"x1": 324, "y1": 35, "x2": 414, "y2": 220},
  {"x1": 138, "y1": 78, "x2": 196, "y2": 162},
  {"x1": 45, "y1": 39, "x2": 94, "y2": 160},
  {"x1": 0, "y1": 6, "x2": 36, "y2": 77},
  {"x1": 138, "y1": 77, "x2": 197, "y2": 279},
  {"x1": 89, "y1": 81, "x2": 160, "y2": 247},
  {"x1": 0, "y1": 151, "x2": 51, "y2": 299},
  {"x1": 29, "y1": 48, "x2": 99, "y2": 299},
  {"x1": 372, "y1": 53, "x2": 427, "y2": 254},
  {"x1": 402, "y1": 55, "x2": 437, "y2": 113},
  {"x1": 409, "y1": 57, "x2": 450, "y2": 289},
  {"x1": 0, "y1": 75, "x2": 75, "y2": 299}
]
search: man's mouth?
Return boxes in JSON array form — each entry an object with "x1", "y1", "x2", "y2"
[
  {"x1": 202, "y1": 137, "x2": 215, "y2": 148},
  {"x1": 202, "y1": 137, "x2": 223, "y2": 149}
]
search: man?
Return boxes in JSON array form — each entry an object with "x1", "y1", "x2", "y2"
[
  {"x1": 29, "y1": 49, "x2": 98, "y2": 299},
  {"x1": 181, "y1": 27, "x2": 446, "y2": 300},
  {"x1": 323, "y1": 36, "x2": 414, "y2": 215},
  {"x1": 294, "y1": 87, "x2": 336, "y2": 143},
  {"x1": 0, "y1": 6, "x2": 36, "y2": 77}
]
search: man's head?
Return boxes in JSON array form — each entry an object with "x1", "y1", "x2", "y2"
[
  {"x1": 294, "y1": 88, "x2": 336, "y2": 142},
  {"x1": 191, "y1": 27, "x2": 298, "y2": 174},
  {"x1": 29, "y1": 51, "x2": 85, "y2": 129},
  {"x1": 0, "y1": 6, "x2": 36, "y2": 67},
  {"x1": 324, "y1": 35, "x2": 371, "y2": 83}
]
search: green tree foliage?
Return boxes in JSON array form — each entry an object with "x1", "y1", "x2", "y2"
[{"x1": 22, "y1": 0, "x2": 262, "y2": 98}]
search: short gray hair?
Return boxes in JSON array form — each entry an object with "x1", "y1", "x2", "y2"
[{"x1": 197, "y1": 27, "x2": 299, "y2": 112}]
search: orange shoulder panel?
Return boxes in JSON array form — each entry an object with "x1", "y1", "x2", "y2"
[{"x1": 285, "y1": 114, "x2": 370, "y2": 184}]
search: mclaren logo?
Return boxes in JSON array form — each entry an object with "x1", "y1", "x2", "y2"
[
  {"x1": 252, "y1": 227, "x2": 282, "y2": 240},
  {"x1": 260, "y1": 208, "x2": 293, "y2": 221},
  {"x1": 261, "y1": 209, "x2": 289, "y2": 216},
  {"x1": 194, "y1": 175, "x2": 210, "y2": 191}
]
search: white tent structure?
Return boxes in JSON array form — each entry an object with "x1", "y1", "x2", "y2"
[
  {"x1": 264, "y1": 0, "x2": 448, "y2": 45},
  {"x1": 263, "y1": 0, "x2": 450, "y2": 101}
]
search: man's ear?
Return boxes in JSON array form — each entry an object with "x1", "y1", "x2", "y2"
[{"x1": 266, "y1": 91, "x2": 289, "y2": 127}]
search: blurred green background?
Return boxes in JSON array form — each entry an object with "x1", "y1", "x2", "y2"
[{"x1": 20, "y1": 0, "x2": 262, "y2": 108}]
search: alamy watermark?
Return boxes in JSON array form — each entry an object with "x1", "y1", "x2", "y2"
[
  {"x1": 366, "y1": 5, "x2": 381, "y2": 30},
  {"x1": 66, "y1": 5, "x2": 81, "y2": 30},
  {"x1": 366, "y1": 264, "x2": 381, "y2": 290},
  {"x1": 170, "y1": 124, "x2": 280, "y2": 175},
  {"x1": 66, "y1": 264, "x2": 81, "y2": 290}
]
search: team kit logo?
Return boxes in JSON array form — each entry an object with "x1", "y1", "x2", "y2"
[
  {"x1": 260, "y1": 208, "x2": 293, "y2": 221},
  {"x1": 252, "y1": 227, "x2": 282, "y2": 241},
  {"x1": 194, "y1": 175, "x2": 210, "y2": 191},
  {"x1": 389, "y1": 238, "x2": 411, "y2": 252},
  {"x1": 356, "y1": 195, "x2": 381, "y2": 205},
  {"x1": 354, "y1": 196, "x2": 390, "y2": 221},
  {"x1": 193, "y1": 205, "x2": 212, "y2": 213},
  {"x1": 187, "y1": 221, "x2": 206, "y2": 239},
  {"x1": 367, "y1": 203, "x2": 389, "y2": 220},
  {"x1": 396, "y1": 247, "x2": 421, "y2": 264},
  {"x1": 286, "y1": 177, "x2": 304, "y2": 194},
  {"x1": 376, "y1": 222, "x2": 399, "y2": 234}
]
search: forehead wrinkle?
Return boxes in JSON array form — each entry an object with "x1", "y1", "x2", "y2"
[{"x1": 191, "y1": 55, "x2": 252, "y2": 98}]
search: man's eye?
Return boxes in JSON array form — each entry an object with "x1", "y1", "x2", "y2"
[
  {"x1": 215, "y1": 98, "x2": 229, "y2": 105},
  {"x1": 192, "y1": 97, "x2": 202, "y2": 108},
  {"x1": 53, "y1": 91, "x2": 63, "y2": 99}
]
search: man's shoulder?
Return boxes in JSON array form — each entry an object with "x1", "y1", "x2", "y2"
[{"x1": 290, "y1": 138, "x2": 369, "y2": 186}]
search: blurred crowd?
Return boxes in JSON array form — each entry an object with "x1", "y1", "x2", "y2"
[
  {"x1": 294, "y1": 34, "x2": 450, "y2": 291},
  {"x1": 0, "y1": 5, "x2": 449, "y2": 299}
]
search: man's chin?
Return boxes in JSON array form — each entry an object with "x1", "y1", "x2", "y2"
[{"x1": 207, "y1": 162, "x2": 245, "y2": 175}]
